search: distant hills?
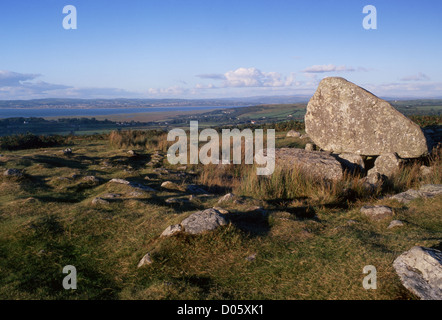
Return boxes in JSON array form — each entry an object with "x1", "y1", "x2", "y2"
[
  {"x1": 0, "y1": 96, "x2": 442, "y2": 110},
  {"x1": 0, "y1": 96, "x2": 312, "y2": 109}
]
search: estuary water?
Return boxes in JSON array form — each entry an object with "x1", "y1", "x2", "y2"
[{"x1": 0, "y1": 106, "x2": 240, "y2": 118}]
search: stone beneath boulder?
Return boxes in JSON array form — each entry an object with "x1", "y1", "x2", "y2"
[
  {"x1": 369, "y1": 153, "x2": 403, "y2": 178},
  {"x1": 305, "y1": 143, "x2": 315, "y2": 151},
  {"x1": 305, "y1": 77, "x2": 430, "y2": 158},
  {"x1": 393, "y1": 246, "x2": 442, "y2": 300},
  {"x1": 286, "y1": 130, "x2": 301, "y2": 138},
  {"x1": 360, "y1": 205, "x2": 393, "y2": 221},
  {"x1": 335, "y1": 153, "x2": 365, "y2": 173},
  {"x1": 389, "y1": 184, "x2": 442, "y2": 204},
  {"x1": 185, "y1": 184, "x2": 208, "y2": 194},
  {"x1": 274, "y1": 148, "x2": 344, "y2": 181},
  {"x1": 180, "y1": 208, "x2": 228, "y2": 235}
]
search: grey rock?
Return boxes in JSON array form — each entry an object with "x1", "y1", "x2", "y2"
[
  {"x1": 218, "y1": 193, "x2": 235, "y2": 204},
  {"x1": 3, "y1": 168, "x2": 23, "y2": 177},
  {"x1": 335, "y1": 153, "x2": 365, "y2": 173},
  {"x1": 274, "y1": 148, "x2": 344, "y2": 181},
  {"x1": 180, "y1": 208, "x2": 228, "y2": 235},
  {"x1": 390, "y1": 184, "x2": 442, "y2": 204},
  {"x1": 286, "y1": 130, "x2": 301, "y2": 138},
  {"x1": 305, "y1": 77, "x2": 431, "y2": 158},
  {"x1": 305, "y1": 143, "x2": 315, "y2": 151},
  {"x1": 161, "y1": 181, "x2": 181, "y2": 191},
  {"x1": 63, "y1": 148, "x2": 72, "y2": 155},
  {"x1": 161, "y1": 224, "x2": 182, "y2": 237},
  {"x1": 91, "y1": 197, "x2": 109, "y2": 205},
  {"x1": 83, "y1": 175, "x2": 100, "y2": 183},
  {"x1": 137, "y1": 253, "x2": 153, "y2": 267},
  {"x1": 388, "y1": 220, "x2": 405, "y2": 229},
  {"x1": 165, "y1": 197, "x2": 189, "y2": 204},
  {"x1": 360, "y1": 205, "x2": 393, "y2": 221},
  {"x1": 369, "y1": 153, "x2": 403, "y2": 178},
  {"x1": 393, "y1": 246, "x2": 442, "y2": 300},
  {"x1": 109, "y1": 178, "x2": 131, "y2": 185}
]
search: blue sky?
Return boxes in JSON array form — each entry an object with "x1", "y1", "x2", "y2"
[{"x1": 1, "y1": 0, "x2": 441, "y2": 99}]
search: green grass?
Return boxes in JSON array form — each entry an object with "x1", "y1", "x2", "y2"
[{"x1": 0, "y1": 132, "x2": 440, "y2": 300}]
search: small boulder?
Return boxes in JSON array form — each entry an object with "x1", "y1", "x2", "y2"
[
  {"x1": 161, "y1": 181, "x2": 181, "y2": 191},
  {"x1": 63, "y1": 148, "x2": 72, "y2": 155},
  {"x1": 3, "y1": 168, "x2": 23, "y2": 177},
  {"x1": 393, "y1": 246, "x2": 442, "y2": 300},
  {"x1": 137, "y1": 253, "x2": 153, "y2": 267},
  {"x1": 218, "y1": 193, "x2": 235, "y2": 204},
  {"x1": 286, "y1": 130, "x2": 301, "y2": 138},
  {"x1": 388, "y1": 220, "x2": 405, "y2": 229},
  {"x1": 360, "y1": 205, "x2": 393, "y2": 221},
  {"x1": 91, "y1": 197, "x2": 109, "y2": 205},
  {"x1": 180, "y1": 208, "x2": 228, "y2": 235}
]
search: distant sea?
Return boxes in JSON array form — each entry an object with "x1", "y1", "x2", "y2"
[{"x1": 0, "y1": 106, "x2": 240, "y2": 119}]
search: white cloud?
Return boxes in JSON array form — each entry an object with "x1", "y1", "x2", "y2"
[
  {"x1": 302, "y1": 64, "x2": 357, "y2": 73},
  {"x1": 400, "y1": 72, "x2": 430, "y2": 81}
]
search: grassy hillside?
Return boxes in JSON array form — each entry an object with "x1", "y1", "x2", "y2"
[{"x1": 0, "y1": 131, "x2": 440, "y2": 300}]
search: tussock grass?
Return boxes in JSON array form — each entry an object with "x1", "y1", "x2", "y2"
[{"x1": 0, "y1": 133, "x2": 441, "y2": 300}]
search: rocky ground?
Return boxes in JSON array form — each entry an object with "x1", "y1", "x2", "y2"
[{"x1": 0, "y1": 132, "x2": 440, "y2": 300}]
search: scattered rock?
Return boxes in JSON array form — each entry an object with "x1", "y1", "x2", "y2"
[
  {"x1": 364, "y1": 171, "x2": 384, "y2": 186},
  {"x1": 127, "y1": 150, "x2": 136, "y2": 156},
  {"x1": 218, "y1": 193, "x2": 235, "y2": 204},
  {"x1": 180, "y1": 208, "x2": 228, "y2": 235},
  {"x1": 63, "y1": 148, "x2": 72, "y2": 155},
  {"x1": 165, "y1": 197, "x2": 190, "y2": 204},
  {"x1": 300, "y1": 134, "x2": 309, "y2": 139},
  {"x1": 3, "y1": 168, "x2": 23, "y2": 177},
  {"x1": 245, "y1": 253, "x2": 257, "y2": 262},
  {"x1": 212, "y1": 207, "x2": 230, "y2": 214},
  {"x1": 91, "y1": 197, "x2": 109, "y2": 205},
  {"x1": 83, "y1": 175, "x2": 100, "y2": 183},
  {"x1": 393, "y1": 246, "x2": 442, "y2": 300},
  {"x1": 388, "y1": 220, "x2": 405, "y2": 229},
  {"x1": 389, "y1": 184, "x2": 442, "y2": 204},
  {"x1": 101, "y1": 193, "x2": 121, "y2": 199},
  {"x1": 161, "y1": 181, "x2": 181, "y2": 191},
  {"x1": 109, "y1": 178, "x2": 131, "y2": 185},
  {"x1": 286, "y1": 130, "x2": 301, "y2": 138},
  {"x1": 161, "y1": 224, "x2": 182, "y2": 237},
  {"x1": 305, "y1": 77, "x2": 431, "y2": 158},
  {"x1": 360, "y1": 205, "x2": 393, "y2": 221},
  {"x1": 137, "y1": 253, "x2": 153, "y2": 267}
]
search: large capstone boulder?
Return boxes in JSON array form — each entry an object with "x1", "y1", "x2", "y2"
[
  {"x1": 393, "y1": 246, "x2": 442, "y2": 300},
  {"x1": 305, "y1": 77, "x2": 431, "y2": 158},
  {"x1": 274, "y1": 148, "x2": 344, "y2": 181}
]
